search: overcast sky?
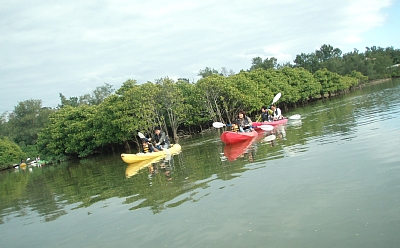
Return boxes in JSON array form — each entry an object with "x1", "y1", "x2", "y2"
[{"x1": 1, "y1": 0, "x2": 399, "y2": 113}]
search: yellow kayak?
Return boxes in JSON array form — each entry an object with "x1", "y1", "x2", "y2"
[
  {"x1": 121, "y1": 144, "x2": 181, "y2": 164},
  {"x1": 19, "y1": 163, "x2": 27, "y2": 170}
]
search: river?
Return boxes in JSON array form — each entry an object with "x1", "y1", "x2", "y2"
[{"x1": 1, "y1": 79, "x2": 400, "y2": 248}]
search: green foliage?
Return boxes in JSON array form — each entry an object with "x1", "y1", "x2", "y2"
[
  {"x1": 198, "y1": 67, "x2": 221, "y2": 78},
  {"x1": 280, "y1": 67, "x2": 321, "y2": 102},
  {"x1": 58, "y1": 83, "x2": 114, "y2": 108},
  {"x1": 293, "y1": 44, "x2": 399, "y2": 81},
  {"x1": 196, "y1": 74, "x2": 250, "y2": 123},
  {"x1": 155, "y1": 78, "x2": 192, "y2": 140},
  {"x1": 249, "y1": 57, "x2": 278, "y2": 70},
  {"x1": 361, "y1": 46, "x2": 392, "y2": 80},
  {"x1": 37, "y1": 105, "x2": 97, "y2": 158},
  {"x1": 6, "y1": 100, "x2": 53, "y2": 146},
  {"x1": 95, "y1": 82, "x2": 159, "y2": 147},
  {"x1": 313, "y1": 68, "x2": 359, "y2": 96},
  {"x1": 0, "y1": 137, "x2": 25, "y2": 168},
  {"x1": 0, "y1": 112, "x2": 11, "y2": 137},
  {"x1": 314, "y1": 68, "x2": 339, "y2": 96},
  {"x1": 348, "y1": 70, "x2": 368, "y2": 85},
  {"x1": 316, "y1": 44, "x2": 342, "y2": 62},
  {"x1": 226, "y1": 72, "x2": 263, "y2": 115},
  {"x1": 115, "y1": 79, "x2": 137, "y2": 95},
  {"x1": 90, "y1": 83, "x2": 115, "y2": 105},
  {"x1": 176, "y1": 80, "x2": 209, "y2": 127},
  {"x1": 294, "y1": 52, "x2": 320, "y2": 73},
  {"x1": 20, "y1": 144, "x2": 39, "y2": 162}
]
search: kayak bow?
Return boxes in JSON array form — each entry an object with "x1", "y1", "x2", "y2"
[{"x1": 220, "y1": 130, "x2": 258, "y2": 145}]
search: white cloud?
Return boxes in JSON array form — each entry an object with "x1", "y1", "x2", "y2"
[{"x1": 336, "y1": 0, "x2": 392, "y2": 45}]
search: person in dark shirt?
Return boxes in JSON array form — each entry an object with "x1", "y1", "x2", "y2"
[
  {"x1": 149, "y1": 126, "x2": 170, "y2": 151},
  {"x1": 235, "y1": 110, "x2": 253, "y2": 132},
  {"x1": 261, "y1": 106, "x2": 272, "y2": 122}
]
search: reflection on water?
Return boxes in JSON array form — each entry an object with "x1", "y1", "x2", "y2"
[
  {"x1": 1, "y1": 79, "x2": 400, "y2": 247},
  {"x1": 222, "y1": 137, "x2": 257, "y2": 161}
]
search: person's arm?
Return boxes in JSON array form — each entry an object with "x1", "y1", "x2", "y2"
[
  {"x1": 247, "y1": 116, "x2": 252, "y2": 126},
  {"x1": 235, "y1": 118, "x2": 240, "y2": 126},
  {"x1": 149, "y1": 134, "x2": 156, "y2": 143}
]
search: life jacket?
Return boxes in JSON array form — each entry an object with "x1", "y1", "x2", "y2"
[
  {"x1": 273, "y1": 108, "x2": 283, "y2": 119},
  {"x1": 232, "y1": 124, "x2": 239, "y2": 132},
  {"x1": 143, "y1": 143, "x2": 149, "y2": 153},
  {"x1": 261, "y1": 112, "x2": 269, "y2": 122}
]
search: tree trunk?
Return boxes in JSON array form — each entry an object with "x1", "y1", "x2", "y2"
[{"x1": 124, "y1": 140, "x2": 131, "y2": 153}]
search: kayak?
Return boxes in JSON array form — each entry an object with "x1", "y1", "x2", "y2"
[
  {"x1": 252, "y1": 118, "x2": 288, "y2": 128},
  {"x1": 19, "y1": 163, "x2": 27, "y2": 170},
  {"x1": 121, "y1": 144, "x2": 181, "y2": 164},
  {"x1": 223, "y1": 137, "x2": 256, "y2": 161},
  {"x1": 125, "y1": 156, "x2": 165, "y2": 178},
  {"x1": 220, "y1": 130, "x2": 258, "y2": 145}
]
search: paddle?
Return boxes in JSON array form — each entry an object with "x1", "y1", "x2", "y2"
[
  {"x1": 213, "y1": 122, "x2": 232, "y2": 128},
  {"x1": 288, "y1": 114, "x2": 301, "y2": 120},
  {"x1": 138, "y1": 132, "x2": 147, "y2": 139},
  {"x1": 259, "y1": 125, "x2": 274, "y2": 131},
  {"x1": 270, "y1": 93, "x2": 302, "y2": 121},
  {"x1": 213, "y1": 121, "x2": 261, "y2": 130},
  {"x1": 271, "y1": 92, "x2": 281, "y2": 105},
  {"x1": 263, "y1": 134, "x2": 276, "y2": 142}
]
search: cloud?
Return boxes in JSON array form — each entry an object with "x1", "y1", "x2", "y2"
[{"x1": 0, "y1": 0, "x2": 395, "y2": 112}]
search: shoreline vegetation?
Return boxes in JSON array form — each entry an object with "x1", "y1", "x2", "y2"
[{"x1": 1, "y1": 44, "x2": 399, "y2": 169}]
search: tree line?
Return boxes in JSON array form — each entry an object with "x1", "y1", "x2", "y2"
[{"x1": 1, "y1": 44, "x2": 399, "y2": 168}]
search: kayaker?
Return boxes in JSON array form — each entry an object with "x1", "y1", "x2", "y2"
[
  {"x1": 270, "y1": 104, "x2": 283, "y2": 120},
  {"x1": 235, "y1": 110, "x2": 253, "y2": 132},
  {"x1": 149, "y1": 126, "x2": 170, "y2": 151},
  {"x1": 261, "y1": 106, "x2": 272, "y2": 122},
  {"x1": 142, "y1": 140, "x2": 154, "y2": 153}
]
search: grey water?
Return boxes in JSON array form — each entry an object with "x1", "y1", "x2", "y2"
[{"x1": 1, "y1": 79, "x2": 400, "y2": 248}]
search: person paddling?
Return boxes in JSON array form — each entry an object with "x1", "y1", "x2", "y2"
[
  {"x1": 270, "y1": 104, "x2": 283, "y2": 120},
  {"x1": 142, "y1": 140, "x2": 154, "y2": 153},
  {"x1": 261, "y1": 106, "x2": 273, "y2": 122},
  {"x1": 148, "y1": 126, "x2": 170, "y2": 151},
  {"x1": 234, "y1": 110, "x2": 253, "y2": 132}
]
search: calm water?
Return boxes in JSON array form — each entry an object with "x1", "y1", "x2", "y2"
[{"x1": 1, "y1": 79, "x2": 400, "y2": 248}]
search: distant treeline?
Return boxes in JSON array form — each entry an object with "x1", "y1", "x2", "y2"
[{"x1": 1, "y1": 44, "x2": 399, "y2": 167}]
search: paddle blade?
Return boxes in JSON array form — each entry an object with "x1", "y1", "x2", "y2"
[
  {"x1": 289, "y1": 114, "x2": 301, "y2": 120},
  {"x1": 263, "y1": 134, "x2": 276, "y2": 142},
  {"x1": 272, "y1": 92, "x2": 281, "y2": 104},
  {"x1": 137, "y1": 132, "x2": 146, "y2": 139},
  {"x1": 260, "y1": 125, "x2": 274, "y2": 131},
  {"x1": 212, "y1": 122, "x2": 226, "y2": 128}
]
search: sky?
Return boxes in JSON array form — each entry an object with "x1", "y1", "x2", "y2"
[{"x1": 1, "y1": 0, "x2": 399, "y2": 113}]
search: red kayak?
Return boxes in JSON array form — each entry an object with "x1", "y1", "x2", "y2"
[
  {"x1": 220, "y1": 130, "x2": 258, "y2": 145},
  {"x1": 252, "y1": 118, "x2": 288, "y2": 128},
  {"x1": 224, "y1": 137, "x2": 256, "y2": 161}
]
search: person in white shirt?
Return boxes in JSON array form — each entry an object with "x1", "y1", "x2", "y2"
[{"x1": 270, "y1": 104, "x2": 283, "y2": 120}]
